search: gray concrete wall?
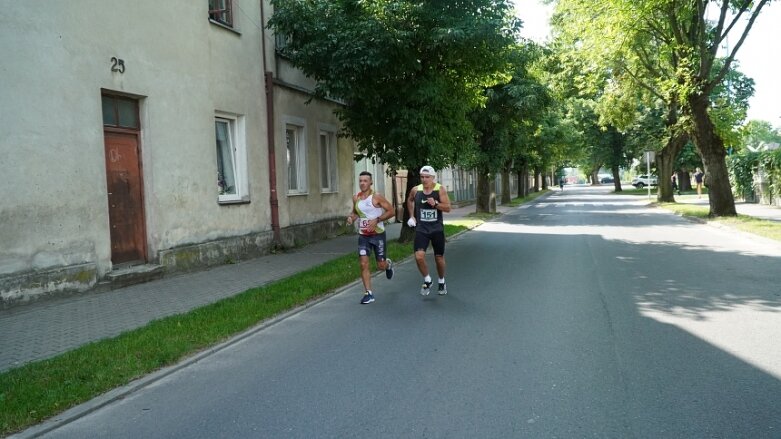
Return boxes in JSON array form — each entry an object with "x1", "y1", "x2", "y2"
[
  {"x1": 273, "y1": 86, "x2": 356, "y2": 228},
  {"x1": 0, "y1": 1, "x2": 381, "y2": 304},
  {"x1": 0, "y1": 1, "x2": 271, "y2": 302}
]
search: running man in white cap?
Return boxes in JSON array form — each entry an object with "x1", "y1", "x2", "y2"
[{"x1": 406, "y1": 165, "x2": 451, "y2": 296}]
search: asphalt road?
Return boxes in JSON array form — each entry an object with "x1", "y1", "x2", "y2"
[{"x1": 36, "y1": 186, "x2": 781, "y2": 438}]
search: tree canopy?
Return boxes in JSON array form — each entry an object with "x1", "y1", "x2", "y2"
[
  {"x1": 269, "y1": 0, "x2": 775, "y2": 218},
  {"x1": 550, "y1": 0, "x2": 772, "y2": 214},
  {"x1": 468, "y1": 42, "x2": 553, "y2": 211},
  {"x1": 269, "y1": 0, "x2": 521, "y2": 172}
]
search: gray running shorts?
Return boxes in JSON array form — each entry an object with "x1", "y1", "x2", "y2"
[{"x1": 358, "y1": 232, "x2": 387, "y2": 260}]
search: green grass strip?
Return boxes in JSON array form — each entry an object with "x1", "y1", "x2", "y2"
[
  {"x1": 612, "y1": 188, "x2": 708, "y2": 196},
  {"x1": 658, "y1": 202, "x2": 781, "y2": 242},
  {"x1": 1, "y1": 196, "x2": 532, "y2": 435},
  {"x1": 0, "y1": 253, "x2": 371, "y2": 434},
  {"x1": 507, "y1": 189, "x2": 549, "y2": 207}
]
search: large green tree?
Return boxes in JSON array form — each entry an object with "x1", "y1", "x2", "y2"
[
  {"x1": 552, "y1": 0, "x2": 687, "y2": 202},
  {"x1": 468, "y1": 43, "x2": 552, "y2": 212},
  {"x1": 269, "y1": 0, "x2": 520, "y2": 238},
  {"x1": 551, "y1": 0, "x2": 772, "y2": 215},
  {"x1": 740, "y1": 120, "x2": 781, "y2": 151},
  {"x1": 676, "y1": 1, "x2": 769, "y2": 216}
]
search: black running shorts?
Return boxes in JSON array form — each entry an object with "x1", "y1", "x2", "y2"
[{"x1": 413, "y1": 230, "x2": 445, "y2": 256}]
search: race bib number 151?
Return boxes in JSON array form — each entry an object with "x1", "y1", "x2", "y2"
[{"x1": 420, "y1": 209, "x2": 437, "y2": 222}]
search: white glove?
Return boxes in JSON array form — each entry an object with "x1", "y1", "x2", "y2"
[{"x1": 407, "y1": 217, "x2": 417, "y2": 227}]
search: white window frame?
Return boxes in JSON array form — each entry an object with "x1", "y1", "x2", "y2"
[
  {"x1": 215, "y1": 112, "x2": 248, "y2": 204},
  {"x1": 318, "y1": 124, "x2": 338, "y2": 193},
  {"x1": 208, "y1": 0, "x2": 234, "y2": 28},
  {"x1": 275, "y1": 33, "x2": 289, "y2": 52},
  {"x1": 284, "y1": 117, "x2": 308, "y2": 195}
]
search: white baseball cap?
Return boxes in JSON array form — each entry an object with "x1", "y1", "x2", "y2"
[{"x1": 419, "y1": 165, "x2": 436, "y2": 177}]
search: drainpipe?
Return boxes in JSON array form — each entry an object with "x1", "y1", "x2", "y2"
[{"x1": 260, "y1": 1, "x2": 281, "y2": 244}]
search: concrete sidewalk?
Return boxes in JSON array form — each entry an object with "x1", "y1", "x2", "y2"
[{"x1": 0, "y1": 202, "x2": 506, "y2": 372}]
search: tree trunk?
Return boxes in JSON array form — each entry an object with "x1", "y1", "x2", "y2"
[
  {"x1": 398, "y1": 168, "x2": 421, "y2": 243},
  {"x1": 679, "y1": 171, "x2": 692, "y2": 192},
  {"x1": 523, "y1": 167, "x2": 530, "y2": 196},
  {"x1": 608, "y1": 128, "x2": 625, "y2": 191},
  {"x1": 657, "y1": 150, "x2": 674, "y2": 202},
  {"x1": 689, "y1": 94, "x2": 737, "y2": 216},
  {"x1": 476, "y1": 168, "x2": 495, "y2": 213},
  {"x1": 611, "y1": 164, "x2": 622, "y2": 192},
  {"x1": 590, "y1": 170, "x2": 598, "y2": 185},
  {"x1": 533, "y1": 168, "x2": 540, "y2": 192},
  {"x1": 656, "y1": 133, "x2": 687, "y2": 202},
  {"x1": 501, "y1": 164, "x2": 511, "y2": 205},
  {"x1": 520, "y1": 165, "x2": 530, "y2": 197}
]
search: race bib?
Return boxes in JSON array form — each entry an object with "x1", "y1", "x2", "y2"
[
  {"x1": 359, "y1": 218, "x2": 372, "y2": 233},
  {"x1": 420, "y1": 209, "x2": 437, "y2": 222}
]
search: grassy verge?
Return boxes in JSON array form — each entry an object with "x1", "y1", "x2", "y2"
[
  {"x1": 657, "y1": 202, "x2": 781, "y2": 242},
  {"x1": 612, "y1": 187, "x2": 658, "y2": 196},
  {"x1": 611, "y1": 184, "x2": 708, "y2": 197},
  {"x1": 508, "y1": 189, "x2": 550, "y2": 207},
  {"x1": 613, "y1": 188, "x2": 708, "y2": 196},
  {"x1": 611, "y1": 187, "x2": 779, "y2": 241},
  {"x1": 0, "y1": 215, "x2": 493, "y2": 434}
]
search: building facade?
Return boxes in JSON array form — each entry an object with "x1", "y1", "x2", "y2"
[{"x1": 0, "y1": 1, "x2": 362, "y2": 305}]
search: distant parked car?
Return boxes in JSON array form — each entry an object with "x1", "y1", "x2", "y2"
[
  {"x1": 631, "y1": 175, "x2": 658, "y2": 189},
  {"x1": 600, "y1": 176, "x2": 614, "y2": 184}
]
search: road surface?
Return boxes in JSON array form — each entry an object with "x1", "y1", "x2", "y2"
[{"x1": 34, "y1": 186, "x2": 781, "y2": 438}]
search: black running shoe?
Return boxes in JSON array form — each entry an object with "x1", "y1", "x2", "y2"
[
  {"x1": 438, "y1": 283, "x2": 447, "y2": 295},
  {"x1": 385, "y1": 259, "x2": 394, "y2": 280}
]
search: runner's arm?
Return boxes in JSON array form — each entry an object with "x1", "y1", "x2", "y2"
[
  {"x1": 406, "y1": 187, "x2": 418, "y2": 219},
  {"x1": 346, "y1": 196, "x2": 358, "y2": 225},
  {"x1": 374, "y1": 194, "x2": 396, "y2": 222},
  {"x1": 436, "y1": 186, "x2": 451, "y2": 213}
]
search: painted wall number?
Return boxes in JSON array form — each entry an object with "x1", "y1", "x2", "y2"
[{"x1": 110, "y1": 57, "x2": 126, "y2": 73}]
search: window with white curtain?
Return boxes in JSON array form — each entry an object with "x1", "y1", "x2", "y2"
[
  {"x1": 319, "y1": 129, "x2": 337, "y2": 192},
  {"x1": 215, "y1": 113, "x2": 248, "y2": 203},
  {"x1": 208, "y1": 0, "x2": 234, "y2": 28},
  {"x1": 286, "y1": 124, "x2": 307, "y2": 194}
]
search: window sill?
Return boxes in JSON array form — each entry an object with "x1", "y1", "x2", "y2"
[
  {"x1": 320, "y1": 190, "x2": 339, "y2": 194},
  {"x1": 209, "y1": 19, "x2": 241, "y2": 35},
  {"x1": 287, "y1": 192, "x2": 309, "y2": 197},
  {"x1": 218, "y1": 197, "x2": 250, "y2": 205}
]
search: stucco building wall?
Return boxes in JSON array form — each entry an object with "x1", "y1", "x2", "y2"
[{"x1": 0, "y1": 1, "x2": 362, "y2": 305}]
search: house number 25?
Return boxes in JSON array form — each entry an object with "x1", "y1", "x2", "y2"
[{"x1": 110, "y1": 57, "x2": 126, "y2": 73}]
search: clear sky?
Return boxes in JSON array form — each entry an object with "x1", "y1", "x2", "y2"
[{"x1": 514, "y1": 1, "x2": 781, "y2": 128}]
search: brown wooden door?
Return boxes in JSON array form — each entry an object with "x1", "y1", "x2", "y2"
[{"x1": 104, "y1": 131, "x2": 147, "y2": 264}]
